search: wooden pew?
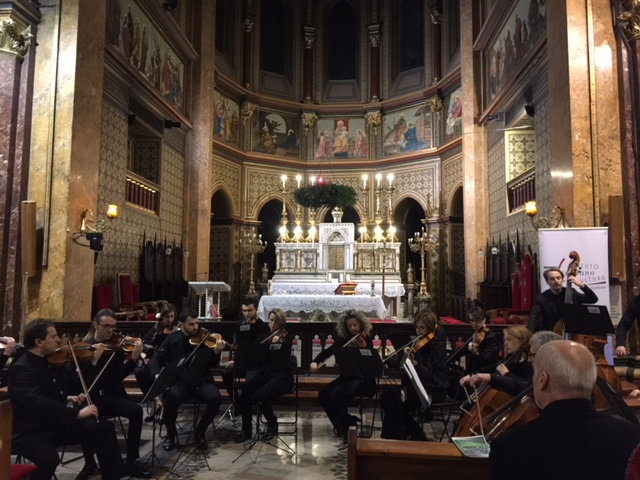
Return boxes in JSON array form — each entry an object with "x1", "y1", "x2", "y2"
[
  {"x1": 0, "y1": 400, "x2": 37, "y2": 480},
  {"x1": 346, "y1": 427, "x2": 490, "y2": 480}
]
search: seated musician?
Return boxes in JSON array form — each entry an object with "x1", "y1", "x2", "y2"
[
  {"x1": 80, "y1": 309, "x2": 152, "y2": 479},
  {"x1": 460, "y1": 325, "x2": 532, "y2": 395},
  {"x1": 527, "y1": 267, "x2": 598, "y2": 332},
  {"x1": 222, "y1": 297, "x2": 269, "y2": 411},
  {"x1": 134, "y1": 303, "x2": 178, "y2": 417},
  {"x1": 149, "y1": 308, "x2": 225, "y2": 451},
  {"x1": 615, "y1": 284, "x2": 640, "y2": 358},
  {"x1": 489, "y1": 340, "x2": 640, "y2": 480},
  {"x1": 460, "y1": 306, "x2": 500, "y2": 374},
  {"x1": 8, "y1": 319, "x2": 127, "y2": 480},
  {"x1": 235, "y1": 308, "x2": 294, "y2": 443},
  {"x1": 309, "y1": 310, "x2": 376, "y2": 442},
  {"x1": 380, "y1": 308, "x2": 448, "y2": 441}
]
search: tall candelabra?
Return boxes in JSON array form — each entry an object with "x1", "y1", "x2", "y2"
[
  {"x1": 408, "y1": 227, "x2": 437, "y2": 297},
  {"x1": 242, "y1": 231, "x2": 267, "y2": 295}
]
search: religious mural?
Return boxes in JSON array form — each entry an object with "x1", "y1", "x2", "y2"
[
  {"x1": 314, "y1": 118, "x2": 367, "y2": 160},
  {"x1": 106, "y1": 0, "x2": 185, "y2": 109},
  {"x1": 383, "y1": 105, "x2": 432, "y2": 156},
  {"x1": 252, "y1": 110, "x2": 300, "y2": 157},
  {"x1": 486, "y1": 0, "x2": 546, "y2": 104},
  {"x1": 444, "y1": 88, "x2": 463, "y2": 142},
  {"x1": 213, "y1": 92, "x2": 239, "y2": 146}
]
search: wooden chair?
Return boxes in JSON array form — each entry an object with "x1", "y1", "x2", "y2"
[{"x1": 0, "y1": 400, "x2": 38, "y2": 480}]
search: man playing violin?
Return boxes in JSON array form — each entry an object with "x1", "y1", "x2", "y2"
[
  {"x1": 309, "y1": 310, "x2": 377, "y2": 443},
  {"x1": 149, "y1": 308, "x2": 226, "y2": 451},
  {"x1": 459, "y1": 307, "x2": 500, "y2": 375},
  {"x1": 79, "y1": 309, "x2": 152, "y2": 479},
  {"x1": 527, "y1": 267, "x2": 598, "y2": 332},
  {"x1": 381, "y1": 309, "x2": 448, "y2": 440},
  {"x1": 8, "y1": 319, "x2": 127, "y2": 480},
  {"x1": 235, "y1": 307, "x2": 294, "y2": 443}
]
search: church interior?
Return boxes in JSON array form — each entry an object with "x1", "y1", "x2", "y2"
[{"x1": 1, "y1": 0, "x2": 640, "y2": 478}]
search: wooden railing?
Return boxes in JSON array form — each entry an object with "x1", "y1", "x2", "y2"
[
  {"x1": 506, "y1": 169, "x2": 535, "y2": 213},
  {"x1": 126, "y1": 172, "x2": 159, "y2": 214}
]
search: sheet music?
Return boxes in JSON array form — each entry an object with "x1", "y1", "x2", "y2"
[{"x1": 402, "y1": 357, "x2": 431, "y2": 409}]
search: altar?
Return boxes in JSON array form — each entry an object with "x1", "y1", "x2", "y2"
[{"x1": 258, "y1": 294, "x2": 387, "y2": 322}]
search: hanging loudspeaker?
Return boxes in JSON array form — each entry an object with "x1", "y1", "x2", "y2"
[{"x1": 21, "y1": 200, "x2": 37, "y2": 277}]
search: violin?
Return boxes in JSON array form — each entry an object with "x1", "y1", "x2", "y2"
[
  {"x1": 262, "y1": 328, "x2": 288, "y2": 344},
  {"x1": 101, "y1": 333, "x2": 142, "y2": 353},
  {"x1": 347, "y1": 331, "x2": 367, "y2": 348},
  {"x1": 406, "y1": 331, "x2": 436, "y2": 362},
  {"x1": 189, "y1": 328, "x2": 223, "y2": 348},
  {"x1": 46, "y1": 342, "x2": 96, "y2": 365}
]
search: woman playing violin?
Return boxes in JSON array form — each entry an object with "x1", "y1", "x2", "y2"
[
  {"x1": 457, "y1": 307, "x2": 500, "y2": 377},
  {"x1": 309, "y1": 310, "x2": 375, "y2": 442},
  {"x1": 460, "y1": 325, "x2": 532, "y2": 396},
  {"x1": 381, "y1": 308, "x2": 448, "y2": 440},
  {"x1": 235, "y1": 308, "x2": 294, "y2": 443}
]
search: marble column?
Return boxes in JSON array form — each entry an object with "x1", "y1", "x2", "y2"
[
  {"x1": 0, "y1": 3, "x2": 39, "y2": 333},
  {"x1": 368, "y1": 25, "x2": 381, "y2": 102},
  {"x1": 430, "y1": 8, "x2": 442, "y2": 84},
  {"x1": 28, "y1": 0, "x2": 107, "y2": 321},
  {"x1": 302, "y1": 27, "x2": 315, "y2": 103},
  {"x1": 242, "y1": 16, "x2": 254, "y2": 90},
  {"x1": 546, "y1": 0, "x2": 622, "y2": 227},
  {"x1": 184, "y1": 0, "x2": 215, "y2": 282},
  {"x1": 460, "y1": 0, "x2": 489, "y2": 298}
]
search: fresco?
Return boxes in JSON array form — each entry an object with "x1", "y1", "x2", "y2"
[
  {"x1": 213, "y1": 92, "x2": 240, "y2": 146},
  {"x1": 106, "y1": 0, "x2": 185, "y2": 109},
  {"x1": 252, "y1": 110, "x2": 301, "y2": 157},
  {"x1": 444, "y1": 88, "x2": 463, "y2": 141},
  {"x1": 383, "y1": 105, "x2": 432, "y2": 156},
  {"x1": 486, "y1": 0, "x2": 546, "y2": 103},
  {"x1": 314, "y1": 118, "x2": 368, "y2": 160}
]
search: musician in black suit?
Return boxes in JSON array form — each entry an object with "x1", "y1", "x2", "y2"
[
  {"x1": 309, "y1": 310, "x2": 376, "y2": 442},
  {"x1": 8, "y1": 319, "x2": 126, "y2": 480},
  {"x1": 235, "y1": 308, "x2": 294, "y2": 443},
  {"x1": 527, "y1": 267, "x2": 598, "y2": 332},
  {"x1": 149, "y1": 308, "x2": 225, "y2": 451},
  {"x1": 81, "y1": 309, "x2": 152, "y2": 478},
  {"x1": 459, "y1": 306, "x2": 500, "y2": 374},
  {"x1": 222, "y1": 297, "x2": 270, "y2": 410},
  {"x1": 615, "y1": 286, "x2": 640, "y2": 357},
  {"x1": 489, "y1": 340, "x2": 640, "y2": 480},
  {"x1": 380, "y1": 309, "x2": 448, "y2": 440}
]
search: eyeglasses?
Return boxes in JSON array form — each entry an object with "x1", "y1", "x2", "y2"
[{"x1": 99, "y1": 324, "x2": 116, "y2": 330}]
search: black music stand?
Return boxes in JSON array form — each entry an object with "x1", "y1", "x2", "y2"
[
  {"x1": 402, "y1": 357, "x2": 432, "y2": 410},
  {"x1": 558, "y1": 304, "x2": 615, "y2": 336},
  {"x1": 141, "y1": 357, "x2": 184, "y2": 475},
  {"x1": 169, "y1": 349, "x2": 215, "y2": 475},
  {"x1": 232, "y1": 342, "x2": 296, "y2": 464}
]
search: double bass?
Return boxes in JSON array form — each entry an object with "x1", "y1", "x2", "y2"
[{"x1": 552, "y1": 250, "x2": 581, "y2": 335}]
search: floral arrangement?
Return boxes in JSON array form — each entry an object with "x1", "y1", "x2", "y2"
[{"x1": 293, "y1": 183, "x2": 358, "y2": 209}]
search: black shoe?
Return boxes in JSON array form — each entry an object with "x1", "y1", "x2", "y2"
[
  {"x1": 74, "y1": 463, "x2": 97, "y2": 480},
  {"x1": 194, "y1": 434, "x2": 208, "y2": 450},
  {"x1": 125, "y1": 460, "x2": 154, "y2": 478},
  {"x1": 162, "y1": 435, "x2": 175, "y2": 451},
  {"x1": 235, "y1": 431, "x2": 251, "y2": 443},
  {"x1": 264, "y1": 420, "x2": 278, "y2": 441}
]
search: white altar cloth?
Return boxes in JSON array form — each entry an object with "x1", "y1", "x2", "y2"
[
  {"x1": 270, "y1": 283, "x2": 405, "y2": 297},
  {"x1": 258, "y1": 294, "x2": 387, "y2": 321}
]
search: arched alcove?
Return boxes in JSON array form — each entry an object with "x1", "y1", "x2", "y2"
[
  {"x1": 450, "y1": 186, "x2": 465, "y2": 297},
  {"x1": 257, "y1": 199, "x2": 287, "y2": 278},
  {"x1": 395, "y1": 198, "x2": 426, "y2": 280}
]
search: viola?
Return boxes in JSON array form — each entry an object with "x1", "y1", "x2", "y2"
[
  {"x1": 189, "y1": 328, "x2": 223, "y2": 348},
  {"x1": 46, "y1": 343, "x2": 95, "y2": 365}
]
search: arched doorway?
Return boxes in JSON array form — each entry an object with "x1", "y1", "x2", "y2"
[
  {"x1": 394, "y1": 198, "x2": 426, "y2": 282},
  {"x1": 450, "y1": 187, "x2": 465, "y2": 299},
  {"x1": 210, "y1": 189, "x2": 234, "y2": 314},
  {"x1": 257, "y1": 199, "x2": 286, "y2": 278}
]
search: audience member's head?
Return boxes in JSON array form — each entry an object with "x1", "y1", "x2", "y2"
[
  {"x1": 533, "y1": 340, "x2": 596, "y2": 409},
  {"x1": 529, "y1": 330, "x2": 563, "y2": 361}
]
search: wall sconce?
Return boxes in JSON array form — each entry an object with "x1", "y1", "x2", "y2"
[
  {"x1": 525, "y1": 201, "x2": 565, "y2": 230},
  {"x1": 73, "y1": 205, "x2": 119, "y2": 252}
]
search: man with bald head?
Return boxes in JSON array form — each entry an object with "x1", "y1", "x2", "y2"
[{"x1": 489, "y1": 340, "x2": 640, "y2": 480}]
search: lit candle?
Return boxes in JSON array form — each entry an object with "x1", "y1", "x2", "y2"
[
  {"x1": 362, "y1": 174, "x2": 368, "y2": 189},
  {"x1": 310, "y1": 176, "x2": 316, "y2": 186},
  {"x1": 281, "y1": 175, "x2": 287, "y2": 189},
  {"x1": 296, "y1": 174, "x2": 302, "y2": 189},
  {"x1": 387, "y1": 173, "x2": 394, "y2": 187},
  {"x1": 375, "y1": 173, "x2": 382, "y2": 188}
]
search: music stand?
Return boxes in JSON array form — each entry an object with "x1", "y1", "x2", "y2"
[
  {"x1": 402, "y1": 357, "x2": 432, "y2": 409},
  {"x1": 558, "y1": 304, "x2": 615, "y2": 336},
  {"x1": 333, "y1": 347, "x2": 384, "y2": 378},
  {"x1": 141, "y1": 357, "x2": 184, "y2": 475}
]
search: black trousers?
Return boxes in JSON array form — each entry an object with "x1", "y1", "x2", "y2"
[
  {"x1": 93, "y1": 394, "x2": 143, "y2": 462},
  {"x1": 12, "y1": 418, "x2": 124, "y2": 480},
  {"x1": 318, "y1": 375, "x2": 376, "y2": 437},
  {"x1": 163, "y1": 381, "x2": 222, "y2": 438},
  {"x1": 380, "y1": 386, "x2": 423, "y2": 440},
  {"x1": 239, "y1": 369, "x2": 294, "y2": 434},
  {"x1": 134, "y1": 364, "x2": 153, "y2": 397}
]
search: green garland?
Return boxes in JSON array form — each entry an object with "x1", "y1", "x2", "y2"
[{"x1": 293, "y1": 183, "x2": 358, "y2": 209}]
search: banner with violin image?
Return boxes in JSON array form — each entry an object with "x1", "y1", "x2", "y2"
[{"x1": 538, "y1": 227, "x2": 611, "y2": 314}]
